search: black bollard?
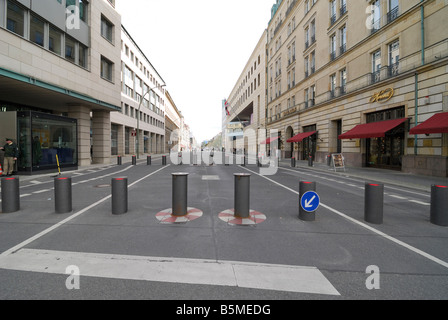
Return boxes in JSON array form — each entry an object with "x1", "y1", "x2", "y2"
[
  {"x1": 234, "y1": 173, "x2": 250, "y2": 218},
  {"x1": 1, "y1": 177, "x2": 20, "y2": 213},
  {"x1": 112, "y1": 178, "x2": 128, "y2": 215},
  {"x1": 308, "y1": 155, "x2": 313, "y2": 167},
  {"x1": 162, "y1": 155, "x2": 167, "y2": 166},
  {"x1": 54, "y1": 177, "x2": 72, "y2": 214},
  {"x1": 299, "y1": 181, "x2": 317, "y2": 221},
  {"x1": 430, "y1": 185, "x2": 448, "y2": 226},
  {"x1": 172, "y1": 173, "x2": 188, "y2": 216},
  {"x1": 291, "y1": 157, "x2": 296, "y2": 168},
  {"x1": 147, "y1": 155, "x2": 152, "y2": 166},
  {"x1": 117, "y1": 156, "x2": 122, "y2": 165},
  {"x1": 132, "y1": 155, "x2": 137, "y2": 165},
  {"x1": 364, "y1": 183, "x2": 384, "y2": 224}
]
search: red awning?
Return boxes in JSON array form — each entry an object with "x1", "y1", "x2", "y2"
[
  {"x1": 287, "y1": 131, "x2": 317, "y2": 143},
  {"x1": 260, "y1": 136, "x2": 279, "y2": 144},
  {"x1": 409, "y1": 112, "x2": 448, "y2": 135},
  {"x1": 338, "y1": 118, "x2": 408, "y2": 140}
]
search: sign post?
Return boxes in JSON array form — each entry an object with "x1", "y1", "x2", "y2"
[
  {"x1": 299, "y1": 181, "x2": 320, "y2": 221},
  {"x1": 331, "y1": 153, "x2": 346, "y2": 172}
]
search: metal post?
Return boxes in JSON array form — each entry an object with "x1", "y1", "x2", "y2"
[
  {"x1": 430, "y1": 185, "x2": 448, "y2": 226},
  {"x1": 172, "y1": 173, "x2": 188, "y2": 216},
  {"x1": 162, "y1": 155, "x2": 167, "y2": 166},
  {"x1": 242, "y1": 156, "x2": 246, "y2": 167},
  {"x1": 308, "y1": 155, "x2": 313, "y2": 167},
  {"x1": 112, "y1": 178, "x2": 128, "y2": 215},
  {"x1": 299, "y1": 181, "x2": 316, "y2": 221},
  {"x1": 234, "y1": 173, "x2": 250, "y2": 218},
  {"x1": 54, "y1": 177, "x2": 72, "y2": 214},
  {"x1": 147, "y1": 155, "x2": 152, "y2": 166},
  {"x1": 291, "y1": 157, "x2": 296, "y2": 168},
  {"x1": 1, "y1": 177, "x2": 20, "y2": 213},
  {"x1": 132, "y1": 155, "x2": 137, "y2": 165},
  {"x1": 117, "y1": 156, "x2": 122, "y2": 165},
  {"x1": 364, "y1": 183, "x2": 384, "y2": 224}
]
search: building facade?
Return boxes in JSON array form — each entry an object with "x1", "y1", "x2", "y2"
[
  {"x1": 111, "y1": 26, "x2": 166, "y2": 157},
  {"x1": 0, "y1": 0, "x2": 122, "y2": 173},
  {"x1": 264, "y1": 0, "x2": 448, "y2": 176},
  {"x1": 225, "y1": 30, "x2": 267, "y2": 156}
]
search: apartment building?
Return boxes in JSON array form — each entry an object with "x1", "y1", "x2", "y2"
[
  {"x1": 225, "y1": 30, "x2": 267, "y2": 155},
  {"x1": 111, "y1": 26, "x2": 166, "y2": 157},
  {"x1": 0, "y1": 0, "x2": 121, "y2": 173},
  {"x1": 265, "y1": 0, "x2": 448, "y2": 176}
]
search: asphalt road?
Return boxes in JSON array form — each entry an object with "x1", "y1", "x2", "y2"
[{"x1": 0, "y1": 156, "x2": 447, "y2": 302}]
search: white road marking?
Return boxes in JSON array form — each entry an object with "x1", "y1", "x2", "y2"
[
  {"x1": 0, "y1": 249, "x2": 340, "y2": 296},
  {"x1": 389, "y1": 195, "x2": 408, "y2": 200},
  {"x1": 241, "y1": 166, "x2": 448, "y2": 270},
  {"x1": 0, "y1": 166, "x2": 170, "y2": 257},
  {"x1": 409, "y1": 200, "x2": 430, "y2": 206}
]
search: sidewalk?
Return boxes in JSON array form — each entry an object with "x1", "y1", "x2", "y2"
[{"x1": 279, "y1": 159, "x2": 447, "y2": 192}]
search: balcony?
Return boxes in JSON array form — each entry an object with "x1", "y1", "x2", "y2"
[
  {"x1": 330, "y1": 51, "x2": 336, "y2": 62},
  {"x1": 330, "y1": 14, "x2": 336, "y2": 26},
  {"x1": 387, "y1": 6, "x2": 399, "y2": 24},
  {"x1": 340, "y1": 43, "x2": 346, "y2": 55},
  {"x1": 340, "y1": 4, "x2": 347, "y2": 16}
]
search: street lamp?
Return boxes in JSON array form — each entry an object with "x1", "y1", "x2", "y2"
[{"x1": 136, "y1": 84, "x2": 166, "y2": 159}]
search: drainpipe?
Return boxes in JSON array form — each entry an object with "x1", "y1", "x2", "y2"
[
  {"x1": 415, "y1": 73, "x2": 419, "y2": 155},
  {"x1": 415, "y1": 1, "x2": 425, "y2": 156},
  {"x1": 421, "y1": 1, "x2": 425, "y2": 65}
]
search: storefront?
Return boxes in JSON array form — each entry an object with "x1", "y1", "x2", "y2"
[
  {"x1": 0, "y1": 111, "x2": 78, "y2": 174},
  {"x1": 339, "y1": 107, "x2": 407, "y2": 171}
]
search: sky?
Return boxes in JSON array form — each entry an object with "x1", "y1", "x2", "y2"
[{"x1": 116, "y1": 0, "x2": 275, "y2": 143}]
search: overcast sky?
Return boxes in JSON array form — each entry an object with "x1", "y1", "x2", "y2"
[{"x1": 116, "y1": 0, "x2": 274, "y2": 143}]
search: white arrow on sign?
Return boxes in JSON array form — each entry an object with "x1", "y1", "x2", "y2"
[{"x1": 304, "y1": 196, "x2": 316, "y2": 208}]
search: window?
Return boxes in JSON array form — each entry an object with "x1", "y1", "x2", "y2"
[
  {"x1": 101, "y1": 56, "x2": 113, "y2": 81},
  {"x1": 6, "y1": 0, "x2": 25, "y2": 37},
  {"x1": 330, "y1": 34, "x2": 337, "y2": 61},
  {"x1": 340, "y1": 25, "x2": 347, "y2": 54},
  {"x1": 340, "y1": 69, "x2": 347, "y2": 94},
  {"x1": 388, "y1": 0, "x2": 399, "y2": 23},
  {"x1": 30, "y1": 15, "x2": 45, "y2": 47},
  {"x1": 310, "y1": 51, "x2": 315, "y2": 73},
  {"x1": 49, "y1": 26, "x2": 62, "y2": 55},
  {"x1": 79, "y1": 0, "x2": 88, "y2": 22},
  {"x1": 78, "y1": 43, "x2": 88, "y2": 68},
  {"x1": 65, "y1": 36, "x2": 76, "y2": 63},
  {"x1": 370, "y1": 0, "x2": 381, "y2": 33},
  {"x1": 101, "y1": 16, "x2": 114, "y2": 43},
  {"x1": 330, "y1": 0, "x2": 337, "y2": 25},
  {"x1": 372, "y1": 50, "x2": 381, "y2": 83},
  {"x1": 304, "y1": 56, "x2": 309, "y2": 77},
  {"x1": 340, "y1": 0, "x2": 347, "y2": 15},
  {"x1": 330, "y1": 74, "x2": 336, "y2": 98},
  {"x1": 388, "y1": 40, "x2": 399, "y2": 76}
]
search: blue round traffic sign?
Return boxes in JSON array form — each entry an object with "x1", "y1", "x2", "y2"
[{"x1": 300, "y1": 191, "x2": 320, "y2": 212}]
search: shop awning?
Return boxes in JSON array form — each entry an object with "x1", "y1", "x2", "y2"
[
  {"x1": 287, "y1": 131, "x2": 317, "y2": 143},
  {"x1": 260, "y1": 136, "x2": 279, "y2": 144},
  {"x1": 409, "y1": 112, "x2": 448, "y2": 135},
  {"x1": 338, "y1": 118, "x2": 408, "y2": 140}
]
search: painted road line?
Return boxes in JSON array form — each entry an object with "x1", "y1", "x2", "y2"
[
  {"x1": 389, "y1": 195, "x2": 408, "y2": 200},
  {"x1": 409, "y1": 200, "x2": 430, "y2": 206},
  {"x1": 0, "y1": 166, "x2": 170, "y2": 258},
  {"x1": 32, "y1": 189, "x2": 51, "y2": 194},
  {"x1": 241, "y1": 166, "x2": 448, "y2": 270},
  {"x1": 0, "y1": 249, "x2": 340, "y2": 296}
]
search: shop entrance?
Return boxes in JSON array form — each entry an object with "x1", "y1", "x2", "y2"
[{"x1": 366, "y1": 107, "x2": 405, "y2": 170}]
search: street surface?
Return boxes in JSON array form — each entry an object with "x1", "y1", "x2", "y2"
[{"x1": 0, "y1": 154, "x2": 447, "y2": 301}]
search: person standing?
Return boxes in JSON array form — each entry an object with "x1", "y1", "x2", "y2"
[{"x1": 0, "y1": 138, "x2": 19, "y2": 177}]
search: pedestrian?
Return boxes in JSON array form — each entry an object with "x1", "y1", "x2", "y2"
[{"x1": 0, "y1": 138, "x2": 19, "y2": 177}]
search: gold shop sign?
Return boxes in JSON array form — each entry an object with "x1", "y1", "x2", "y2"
[{"x1": 369, "y1": 88, "x2": 394, "y2": 103}]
